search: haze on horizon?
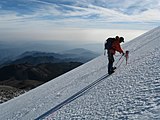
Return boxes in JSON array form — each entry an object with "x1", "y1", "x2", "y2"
[{"x1": 0, "y1": 0, "x2": 160, "y2": 44}]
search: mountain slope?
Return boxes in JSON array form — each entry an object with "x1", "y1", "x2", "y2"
[
  {"x1": 0, "y1": 26, "x2": 160, "y2": 120},
  {"x1": 52, "y1": 26, "x2": 160, "y2": 120}
]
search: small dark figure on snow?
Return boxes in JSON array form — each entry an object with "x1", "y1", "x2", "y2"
[{"x1": 104, "y1": 36, "x2": 124, "y2": 75}]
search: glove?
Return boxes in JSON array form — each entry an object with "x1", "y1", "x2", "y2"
[{"x1": 122, "y1": 52, "x2": 125, "y2": 56}]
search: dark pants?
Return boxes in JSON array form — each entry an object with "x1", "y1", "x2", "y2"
[{"x1": 108, "y1": 51, "x2": 114, "y2": 74}]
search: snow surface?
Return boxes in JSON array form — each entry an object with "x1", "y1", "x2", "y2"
[{"x1": 0, "y1": 26, "x2": 160, "y2": 120}]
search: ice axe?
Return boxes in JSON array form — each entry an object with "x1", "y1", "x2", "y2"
[{"x1": 125, "y1": 50, "x2": 129, "y2": 65}]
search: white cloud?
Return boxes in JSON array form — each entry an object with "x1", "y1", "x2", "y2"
[
  {"x1": 1, "y1": 0, "x2": 160, "y2": 24},
  {"x1": 0, "y1": 0, "x2": 159, "y2": 42}
]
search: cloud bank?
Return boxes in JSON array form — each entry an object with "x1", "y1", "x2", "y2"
[{"x1": 0, "y1": 0, "x2": 159, "y2": 42}]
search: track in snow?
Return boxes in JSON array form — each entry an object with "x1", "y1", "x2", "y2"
[{"x1": 35, "y1": 74, "x2": 111, "y2": 120}]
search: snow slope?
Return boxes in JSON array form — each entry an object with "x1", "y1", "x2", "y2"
[
  {"x1": 0, "y1": 26, "x2": 160, "y2": 120},
  {"x1": 52, "y1": 26, "x2": 160, "y2": 120}
]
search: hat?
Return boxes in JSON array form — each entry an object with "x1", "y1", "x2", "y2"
[{"x1": 120, "y1": 37, "x2": 124, "y2": 42}]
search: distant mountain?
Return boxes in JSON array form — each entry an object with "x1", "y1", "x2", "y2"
[
  {"x1": 17, "y1": 51, "x2": 63, "y2": 59},
  {"x1": 0, "y1": 40, "x2": 102, "y2": 65},
  {"x1": 61, "y1": 48, "x2": 98, "y2": 55},
  {"x1": 10, "y1": 56, "x2": 62, "y2": 65},
  {"x1": 1, "y1": 49, "x2": 99, "y2": 67},
  {"x1": 0, "y1": 62, "x2": 82, "y2": 89},
  {"x1": 61, "y1": 48, "x2": 99, "y2": 59},
  {"x1": 7, "y1": 51, "x2": 64, "y2": 65},
  {"x1": 0, "y1": 41, "x2": 71, "y2": 65}
]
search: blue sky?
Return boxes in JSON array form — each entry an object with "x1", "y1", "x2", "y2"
[{"x1": 0, "y1": 0, "x2": 160, "y2": 43}]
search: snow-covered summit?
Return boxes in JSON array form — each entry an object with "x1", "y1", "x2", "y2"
[{"x1": 0, "y1": 26, "x2": 160, "y2": 120}]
